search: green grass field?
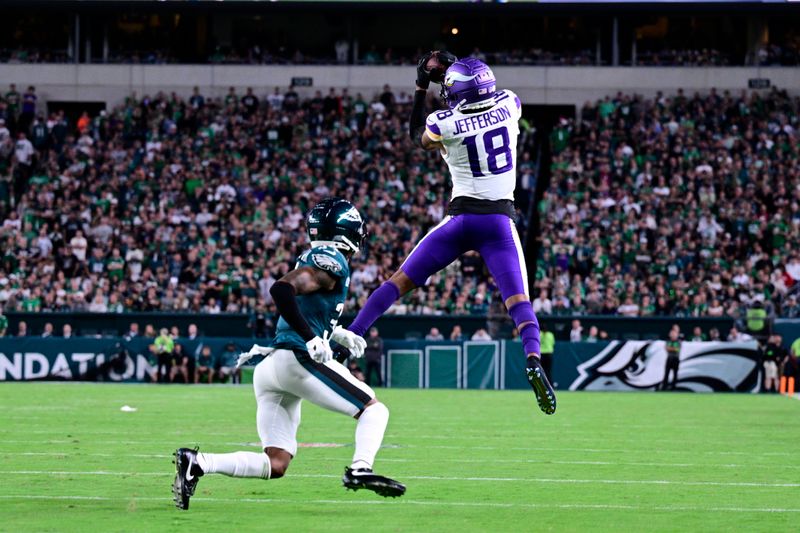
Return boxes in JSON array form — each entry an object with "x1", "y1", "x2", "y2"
[{"x1": 0, "y1": 383, "x2": 798, "y2": 532}]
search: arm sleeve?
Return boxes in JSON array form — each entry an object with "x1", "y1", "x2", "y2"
[
  {"x1": 409, "y1": 89, "x2": 427, "y2": 147},
  {"x1": 270, "y1": 281, "x2": 315, "y2": 342}
]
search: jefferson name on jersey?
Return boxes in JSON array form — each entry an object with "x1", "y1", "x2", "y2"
[
  {"x1": 450, "y1": 106, "x2": 513, "y2": 135},
  {"x1": 424, "y1": 89, "x2": 522, "y2": 202}
]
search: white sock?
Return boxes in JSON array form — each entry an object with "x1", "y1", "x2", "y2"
[
  {"x1": 350, "y1": 402, "x2": 389, "y2": 470},
  {"x1": 197, "y1": 451, "x2": 271, "y2": 479}
]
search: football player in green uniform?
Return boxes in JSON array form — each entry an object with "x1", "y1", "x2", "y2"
[{"x1": 173, "y1": 199, "x2": 405, "y2": 510}]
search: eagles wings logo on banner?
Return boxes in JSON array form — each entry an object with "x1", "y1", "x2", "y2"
[
  {"x1": 311, "y1": 253, "x2": 343, "y2": 274},
  {"x1": 569, "y1": 341, "x2": 761, "y2": 393}
]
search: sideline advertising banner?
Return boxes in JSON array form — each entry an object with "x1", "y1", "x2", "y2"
[{"x1": 0, "y1": 337, "x2": 761, "y2": 393}]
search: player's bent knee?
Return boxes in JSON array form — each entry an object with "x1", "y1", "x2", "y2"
[{"x1": 265, "y1": 447, "x2": 292, "y2": 479}]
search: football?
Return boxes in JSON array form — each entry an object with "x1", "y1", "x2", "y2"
[{"x1": 426, "y1": 51, "x2": 449, "y2": 83}]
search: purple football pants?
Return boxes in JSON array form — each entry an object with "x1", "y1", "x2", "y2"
[
  {"x1": 401, "y1": 214, "x2": 529, "y2": 298},
  {"x1": 349, "y1": 213, "x2": 534, "y2": 344}
]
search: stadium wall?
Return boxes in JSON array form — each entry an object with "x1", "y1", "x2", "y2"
[
  {"x1": 2, "y1": 64, "x2": 799, "y2": 108},
  {"x1": 3, "y1": 312, "x2": 736, "y2": 341},
  {"x1": 0, "y1": 337, "x2": 761, "y2": 393}
]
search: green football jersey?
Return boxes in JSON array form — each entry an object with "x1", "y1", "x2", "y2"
[{"x1": 272, "y1": 245, "x2": 350, "y2": 352}]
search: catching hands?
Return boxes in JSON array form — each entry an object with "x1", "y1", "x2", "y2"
[
  {"x1": 416, "y1": 51, "x2": 434, "y2": 90},
  {"x1": 331, "y1": 325, "x2": 367, "y2": 358}
]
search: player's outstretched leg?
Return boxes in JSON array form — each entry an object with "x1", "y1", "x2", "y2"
[
  {"x1": 349, "y1": 216, "x2": 464, "y2": 337},
  {"x1": 172, "y1": 447, "x2": 275, "y2": 510},
  {"x1": 172, "y1": 447, "x2": 204, "y2": 510},
  {"x1": 342, "y1": 400, "x2": 406, "y2": 497},
  {"x1": 476, "y1": 214, "x2": 556, "y2": 414}
]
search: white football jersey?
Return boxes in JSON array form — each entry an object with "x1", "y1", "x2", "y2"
[{"x1": 425, "y1": 89, "x2": 522, "y2": 202}]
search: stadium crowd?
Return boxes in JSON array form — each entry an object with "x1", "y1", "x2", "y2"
[
  {"x1": 541, "y1": 87, "x2": 800, "y2": 319},
  {"x1": 1, "y1": 81, "x2": 800, "y2": 321},
  {"x1": 0, "y1": 83, "x2": 534, "y2": 318}
]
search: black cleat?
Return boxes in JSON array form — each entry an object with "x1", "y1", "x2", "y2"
[
  {"x1": 342, "y1": 467, "x2": 406, "y2": 498},
  {"x1": 172, "y1": 447, "x2": 204, "y2": 510},
  {"x1": 526, "y1": 358, "x2": 557, "y2": 415}
]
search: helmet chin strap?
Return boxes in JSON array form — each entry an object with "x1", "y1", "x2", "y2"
[{"x1": 458, "y1": 98, "x2": 495, "y2": 112}]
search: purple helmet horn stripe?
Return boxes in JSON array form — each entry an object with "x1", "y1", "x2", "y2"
[{"x1": 441, "y1": 58, "x2": 496, "y2": 110}]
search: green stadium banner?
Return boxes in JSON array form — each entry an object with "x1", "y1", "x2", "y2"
[
  {"x1": 425, "y1": 345, "x2": 461, "y2": 388},
  {"x1": 0, "y1": 337, "x2": 763, "y2": 393},
  {"x1": 502, "y1": 340, "x2": 529, "y2": 390},
  {"x1": 386, "y1": 349, "x2": 423, "y2": 388},
  {"x1": 463, "y1": 341, "x2": 499, "y2": 390}
]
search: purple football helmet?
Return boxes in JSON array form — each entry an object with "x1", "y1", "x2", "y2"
[{"x1": 441, "y1": 57, "x2": 496, "y2": 110}]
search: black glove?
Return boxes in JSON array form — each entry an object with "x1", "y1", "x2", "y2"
[
  {"x1": 333, "y1": 344, "x2": 351, "y2": 365},
  {"x1": 416, "y1": 51, "x2": 434, "y2": 90},
  {"x1": 432, "y1": 51, "x2": 458, "y2": 83}
]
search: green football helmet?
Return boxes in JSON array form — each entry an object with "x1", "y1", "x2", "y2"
[{"x1": 306, "y1": 198, "x2": 367, "y2": 254}]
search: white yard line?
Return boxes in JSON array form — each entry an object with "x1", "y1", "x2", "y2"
[
  {"x1": 1, "y1": 440, "x2": 793, "y2": 457},
  {"x1": 0, "y1": 494, "x2": 798, "y2": 514},
  {"x1": 1, "y1": 451, "x2": 797, "y2": 470},
  {"x1": 0, "y1": 470, "x2": 797, "y2": 488}
]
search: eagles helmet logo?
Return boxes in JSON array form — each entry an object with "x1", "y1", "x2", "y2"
[
  {"x1": 312, "y1": 253, "x2": 343, "y2": 274},
  {"x1": 337, "y1": 207, "x2": 363, "y2": 224}
]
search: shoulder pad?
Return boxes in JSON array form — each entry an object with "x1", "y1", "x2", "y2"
[{"x1": 309, "y1": 247, "x2": 346, "y2": 277}]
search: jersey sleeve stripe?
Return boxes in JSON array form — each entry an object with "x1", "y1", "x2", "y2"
[{"x1": 425, "y1": 127, "x2": 443, "y2": 141}]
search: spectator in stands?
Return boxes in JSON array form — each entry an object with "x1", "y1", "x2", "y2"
[
  {"x1": 449, "y1": 325, "x2": 465, "y2": 342},
  {"x1": 471, "y1": 328, "x2": 492, "y2": 341},
  {"x1": 348, "y1": 359, "x2": 366, "y2": 382},
  {"x1": 216, "y1": 342, "x2": 241, "y2": 384},
  {"x1": 41, "y1": 322, "x2": 53, "y2": 338},
  {"x1": 569, "y1": 319, "x2": 583, "y2": 342},
  {"x1": 126, "y1": 322, "x2": 139, "y2": 340},
  {"x1": 532, "y1": 290, "x2": 553, "y2": 315},
  {"x1": 170, "y1": 343, "x2": 193, "y2": 384},
  {"x1": 248, "y1": 304, "x2": 273, "y2": 338},
  {"x1": 661, "y1": 328, "x2": 682, "y2": 391},
  {"x1": 540, "y1": 324, "x2": 555, "y2": 380},
  {"x1": 727, "y1": 327, "x2": 753, "y2": 342},
  {"x1": 690, "y1": 327, "x2": 706, "y2": 342},
  {"x1": 152, "y1": 328, "x2": 174, "y2": 383},
  {"x1": 62, "y1": 324, "x2": 72, "y2": 339},
  {"x1": 0, "y1": 311, "x2": 6, "y2": 337},
  {"x1": 15, "y1": 320, "x2": 27, "y2": 337},
  {"x1": 708, "y1": 328, "x2": 721, "y2": 341},
  {"x1": 195, "y1": 345, "x2": 215, "y2": 384},
  {"x1": 364, "y1": 327, "x2": 383, "y2": 387},
  {"x1": 585, "y1": 325, "x2": 599, "y2": 342},
  {"x1": 425, "y1": 327, "x2": 444, "y2": 341},
  {"x1": 781, "y1": 337, "x2": 799, "y2": 395},
  {"x1": 762, "y1": 335, "x2": 784, "y2": 393}
]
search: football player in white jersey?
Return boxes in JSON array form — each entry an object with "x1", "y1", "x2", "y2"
[{"x1": 347, "y1": 54, "x2": 556, "y2": 415}]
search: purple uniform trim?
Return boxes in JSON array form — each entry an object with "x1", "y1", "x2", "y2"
[
  {"x1": 400, "y1": 213, "x2": 528, "y2": 300},
  {"x1": 514, "y1": 95, "x2": 521, "y2": 110},
  {"x1": 426, "y1": 120, "x2": 442, "y2": 136}
]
